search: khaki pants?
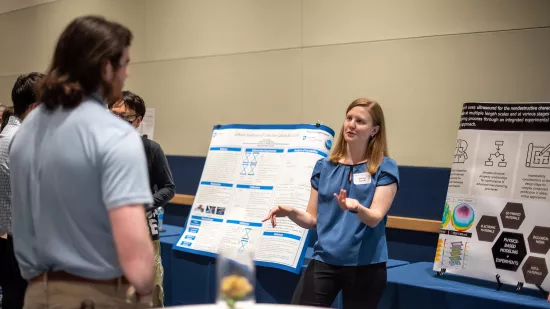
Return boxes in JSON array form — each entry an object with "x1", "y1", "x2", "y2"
[
  {"x1": 23, "y1": 277, "x2": 150, "y2": 309},
  {"x1": 152, "y1": 239, "x2": 164, "y2": 307}
]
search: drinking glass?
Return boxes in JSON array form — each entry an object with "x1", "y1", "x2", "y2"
[{"x1": 216, "y1": 248, "x2": 255, "y2": 309}]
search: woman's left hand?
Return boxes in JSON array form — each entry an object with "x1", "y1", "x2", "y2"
[{"x1": 334, "y1": 189, "x2": 360, "y2": 212}]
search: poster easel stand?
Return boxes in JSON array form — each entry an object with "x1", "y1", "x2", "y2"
[
  {"x1": 536, "y1": 284, "x2": 549, "y2": 299},
  {"x1": 494, "y1": 277, "x2": 526, "y2": 292},
  {"x1": 535, "y1": 284, "x2": 549, "y2": 299},
  {"x1": 495, "y1": 275, "x2": 503, "y2": 291},
  {"x1": 437, "y1": 272, "x2": 547, "y2": 299},
  {"x1": 214, "y1": 122, "x2": 324, "y2": 128},
  {"x1": 516, "y1": 282, "x2": 523, "y2": 291}
]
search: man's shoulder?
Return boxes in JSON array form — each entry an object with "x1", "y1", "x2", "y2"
[
  {"x1": 71, "y1": 101, "x2": 138, "y2": 139},
  {"x1": 26, "y1": 99, "x2": 127, "y2": 130},
  {"x1": 0, "y1": 127, "x2": 16, "y2": 158},
  {"x1": 79, "y1": 100, "x2": 129, "y2": 126},
  {"x1": 0, "y1": 124, "x2": 19, "y2": 141},
  {"x1": 141, "y1": 136, "x2": 162, "y2": 151},
  {"x1": 19, "y1": 101, "x2": 139, "y2": 150}
]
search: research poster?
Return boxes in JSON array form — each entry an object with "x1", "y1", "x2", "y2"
[
  {"x1": 173, "y1": 124, "x2": 335, "y2": 273},
  {"x1": 139, "y1": 107, "x2": 155, "y2": 139},
  {"x1": 434, "y1": 102, "x2": 550, "y2": 290}
]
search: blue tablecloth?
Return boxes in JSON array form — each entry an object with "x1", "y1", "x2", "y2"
[
  {"x1": 387, "y1": 259, "x2": 409, "y2": 269},
  {"x1": 160, "y1": 224, "x2": 184, "y2": 238},
  {"x1": 380, "y1": 262, "x2": 550, "y2": 309},
  {"x1": 160, "y1": 234, "x2": 410, "y2": 307},
  {"x1": 160, "y1": 235, "x2": 181, "y2": 307}
]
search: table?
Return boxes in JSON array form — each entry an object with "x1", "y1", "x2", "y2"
[
  {"x1": 160, "y1": 235, "x2": 181, "y2": 306},
  {"x1": 160, "y1": 224, "x2": 184, "y2": 238},
  {"x1": 168, "y1": 304, "x2": 327, "y2": 309},
  {"x1": 381, "y1": 262, "x2": 550, "y2": 309},
  {"x1": 159, "y1": 224, "x2": 184, "y2": 306},
  {"x1": 161, "y1": 233, "x2": 410, "y2": 307}
]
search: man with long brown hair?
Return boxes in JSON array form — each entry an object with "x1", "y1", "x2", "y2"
[{"x1": 9, "y1": 15, "x2": 154, "y2": 308}]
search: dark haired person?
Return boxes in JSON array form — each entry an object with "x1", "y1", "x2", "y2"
[
  {"x1": 9, "y1": 16, "x2": 154, "y2": 308},
  {"x1": 0, "y1": 106, "x2": 14, "y2": 132},
  {"x1": 0, "y1": 103, "x2": 7, "y2": 126},
  {"x1": 0, "y1": 72, "x2": 43, "y2": 309},
  {"x1": 109, "y1": 90, "x2": 175, "y2": 307}
]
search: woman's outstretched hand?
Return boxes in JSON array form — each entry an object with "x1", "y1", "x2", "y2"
[
  {"x1": 262, "y1": 205, "x2": 293, "y2": 228},
  {"x1": 334, "y1": 189, "x2": 360, "y2": 212}
]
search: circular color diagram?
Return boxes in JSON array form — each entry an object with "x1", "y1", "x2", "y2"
[
  {"x1": 441, "y1": 203, "x2": 451, "y2": 228},
  {"x1": 451, "y1": 203, "x2": 475, "y2": 232},
  {"x1": 325, "y1": 139, "x2": 332, "y2": 150}
]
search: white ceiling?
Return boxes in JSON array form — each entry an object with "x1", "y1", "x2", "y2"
[{"x1": 0, "y1": 0, "x2": 59, "y2": 15}]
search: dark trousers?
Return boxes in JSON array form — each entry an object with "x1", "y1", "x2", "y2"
[
  {"x1": 291, "y1": 259, "x2": 387, "y2": 309},
  {"x1": 0, "y1": 235, "x2": 27, "y2": 309}
]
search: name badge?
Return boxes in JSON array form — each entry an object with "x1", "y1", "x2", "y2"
[{"x1": 353, "y1": 172, "x2": 371, "y2": 185}]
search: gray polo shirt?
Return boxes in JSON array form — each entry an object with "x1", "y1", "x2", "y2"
[{"x1": 9, "y1": 96, "x2": 153, "y2": 280}]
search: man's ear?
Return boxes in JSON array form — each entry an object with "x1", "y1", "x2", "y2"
[
  {"x1": 29, "y1": 102, "x2": 40, "y2": 111},
  {"x1": 101, "y1": 60, "x2": 114, "y2": 82},
  {"x1": 135, "y1": 116, "x2": 143, "y2": 127}
]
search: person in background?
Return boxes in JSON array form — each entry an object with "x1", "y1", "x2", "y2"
[
  {"x1": 0, "y1": 102, "x2": 5, "y2": 307},
  {"x1": 9, "y1": 15, "x2": 154, "y2": 308},
  {"x1": 0, "y1": 106, "x2": 14, "y2": 132},
  {"x1": 263, "y1": 98, "x2": 399, "y2": 309},
  {"x1": 0, "y1": 72, "x2": 43, "y2": 309},
  {"x1": 109, "y1": 90, "x2": 176, "y2": 307},
  {"x1": 0, "y1": 103, "x2": 6, "y2": 125}
]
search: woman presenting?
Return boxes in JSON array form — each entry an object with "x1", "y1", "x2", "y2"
[{"x1": 263, "y1": 98, "x2": 399, "y2": 309}]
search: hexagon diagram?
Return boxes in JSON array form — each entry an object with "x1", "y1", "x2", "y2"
[
  {"x1": 500, "y1": 202, "x2": 525, "y2": 230},
  {"x1": 476, "y1": 216, "x2": 500, "y2": 242},
  {"x1": 528, "y1": 226, "x2": 550, "y2": 254},
  {"x1": 522, "y1": 257, "x2": 548, "y2": 286},
  {"x1": 492, "y1": 232, "x2": 527, "y2": 272}
]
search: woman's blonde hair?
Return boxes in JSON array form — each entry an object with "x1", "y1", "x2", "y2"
[{"x1": 329, "y1": 98, "x2": 389, "y2": 175}]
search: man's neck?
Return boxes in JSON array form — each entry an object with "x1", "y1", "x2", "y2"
[
  {"x1": 17, "y1": 105, "x2": 35, "y2": 121},
  {"x1": 94, "y1": 87, "x2": 108, "y2": 104},
  {"x1": 14, "y1": 113, "x2": 25, "y2": 122}
]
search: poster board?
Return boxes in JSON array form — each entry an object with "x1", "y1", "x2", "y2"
[
  {"x1": 173, "y1": 124, "x2": 335, "y2": 273},
  {"x1": 139, "y1": 107, "x2": 155, "y2": 139},
  {"x1": 434, "y1": 102, "x2": 550, "y2": 290}
]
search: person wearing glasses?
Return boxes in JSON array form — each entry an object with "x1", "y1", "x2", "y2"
[{"x1": 109, "y1": 90, "x2": 175, "y2": 307}]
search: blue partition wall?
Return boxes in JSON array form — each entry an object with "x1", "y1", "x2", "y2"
[
  {"x1": 165, "y1": 155, "x2": 450, "y2": 263},
  {"x1": 161, "y1": 156, "x2": 550, "y2": 309},
  {"x1": 160, "y1": 156, "x2": 453, "y2": 305}
]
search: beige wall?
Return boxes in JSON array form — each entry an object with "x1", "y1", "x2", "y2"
[
  {"x1": 0, "y1": 0, "x2": 549, "y2": 167},
  {"x1": 0, "y1": 0, "x2": 57, "y2": 14}
]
